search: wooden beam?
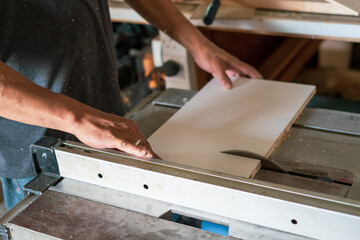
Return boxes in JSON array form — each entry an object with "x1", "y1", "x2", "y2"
[
  {"x1": 259, "y1": 37, "x2": 322, "y2": 82},
  {"x1": 326, "y1": 0, "x2": 360, "y2": 14},
  {"x1": 240, "y1": 0, "x2": 358, "y2": 16},
  {"x1": 278, "y1": 39, "x2": 322, "y2": 82},
  {"x1": 112, "y1": 0, "x2": 360, "y2": 16},
  {"x1": 259, "y1": 38, "x2": 309, "y2": 80}
]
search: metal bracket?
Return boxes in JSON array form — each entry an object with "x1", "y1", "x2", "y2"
[
  {"x1": 23, "y1": 172, "x2": 62, "y2": 196},
  {"x1": 30, "y1": 136, "x2": 63, "y2": 175}
]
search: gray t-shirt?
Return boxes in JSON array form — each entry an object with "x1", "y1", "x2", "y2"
[{"x1": 0, "y1": 1, "x2": 124, "y2": 178}]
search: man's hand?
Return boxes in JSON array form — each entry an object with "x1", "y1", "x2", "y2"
[
  {"x1": 0, "y1": 61, "x2": 158, "y2": 159},
  {"x1": 191, "y1": 38, "x2": 263, "y2": 89},
  {"x1": 73, "y1": 107, "x2": 157, "y2": 158},
  {"x1": 126, "y1": 0, "x2": 262, "y2": 89}
]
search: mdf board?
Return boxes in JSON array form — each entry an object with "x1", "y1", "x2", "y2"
[{"x1": 148, "y1": 78, "x2": 315, "y2": 178}]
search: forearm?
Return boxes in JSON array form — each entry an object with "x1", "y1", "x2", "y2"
[
  {"x1": 125, "y1": 0, "x2": 206, "y2": 55},
  {"x1": 0, "y1": 61, "x2": 84, "y2": 135},
  {"x1": 0, "y1": 61, "x2": 157, "y2": 157}
]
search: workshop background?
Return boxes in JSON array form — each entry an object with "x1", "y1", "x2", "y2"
[{"x1": 2, "y1": 0, "x2": 360, "y2": 219}]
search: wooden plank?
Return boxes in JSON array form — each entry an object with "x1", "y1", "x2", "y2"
[
  {"x1": 259, "y1": 38, "x2": 309, "y2": 80},
  {"x1": 277, "y1": 39, "x2": 322, "y2": 82},
  {"x1": 326, "y1": 0, "x2": 360, "y2": 13},
  {"x1": 259, "y1": 38, "x2": 322, "y2": 82},
  {"x1": 109, "y1": 0, "x2": 360, "y2": 42},
  {"x1": 111, "y1": 0, "x2": 359, "y2": 16},
  {"x1": 189, "y1": 10, "x2": 360, "y2": 42},
  {"x1": 239, "y1": 0, "x2": 358, "y2": 16},
  {"x1": 148, "y1": 78, "x2": 315, "y2": 178}
]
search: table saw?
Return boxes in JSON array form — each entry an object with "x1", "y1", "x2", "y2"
[{"x1": 1, "y1": 89, "x2": 360, "y2": 240}]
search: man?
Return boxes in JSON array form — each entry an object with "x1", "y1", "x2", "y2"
[{"x1": 0, "y1": 0, "x2": 262, "y2": 210}]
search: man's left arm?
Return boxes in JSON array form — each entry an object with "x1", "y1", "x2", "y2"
[{"x1": 125, "y1": 0, "x2": 263, "y2": 89}]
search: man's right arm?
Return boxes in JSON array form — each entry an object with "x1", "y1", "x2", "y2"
[{"x1": 0, "y1": 61, "x2": 156, "y2": 158}]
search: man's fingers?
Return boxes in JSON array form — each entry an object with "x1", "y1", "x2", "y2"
[
  {"x1": 248, "y1": 67, "x2": 263, "y2": 79},
  {"x1": 115, "y1": 121, "x2": 158, "y2": 158},
  {"x1": 117, "y1": 139, "x2": 156, "y2": 158},
  {"x1": 134, "y1": 127, "x2": 151, "y2": 147},
  {"x1": 225, "y1": 69, "x2": 240, "y2": 78},
  {"x1": 214, "y1": 64, "x2": 232, "y2": 89},
  {"x1": 231, "y1": 60, "x2": 263, "y2": 79}
]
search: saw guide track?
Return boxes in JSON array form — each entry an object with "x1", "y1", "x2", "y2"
[{"x1": 149, "y1": 78, "x2": 315, "y2": 178}]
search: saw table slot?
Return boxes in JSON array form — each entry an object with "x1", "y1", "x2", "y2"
[
  {"x1": 159, "y1": 210, "x2": 230, "y2": 237},
  {"x1": 254, "y1": 169, "x2": 351, "y2": 197}
]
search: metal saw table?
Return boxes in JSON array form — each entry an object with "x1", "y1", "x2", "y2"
[{"x1": 1, "y1": 89, "x2": 360, "y2": 240}]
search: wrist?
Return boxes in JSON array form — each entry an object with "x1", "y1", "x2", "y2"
[
  {"x1": 164, "y1": 19, "x2": 207, "y2": 56},
  {"x1": 186, "y1": 32, "x2": 209, "y2": 57},
  {"x1": 56, "y1": 94, "x2": 89, "y2": 136}
]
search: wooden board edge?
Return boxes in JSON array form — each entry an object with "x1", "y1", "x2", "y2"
[
  {"x1": 265, "y1": 86, "x2": 316, "y2": 157},
  {"x1": 249, "y1": 161, "x2": 262, "y2": 178}
]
